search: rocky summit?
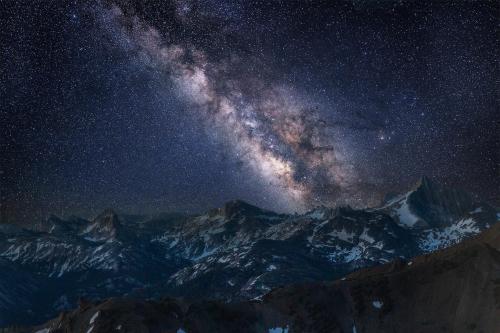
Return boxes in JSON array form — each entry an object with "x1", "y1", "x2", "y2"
[{"x1": 0, "y1": 178, "x2": 498, "y2": 329}]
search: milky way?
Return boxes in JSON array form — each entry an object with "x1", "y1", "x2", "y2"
[
  {"x1": 99, "y1": 4, "x2": 361, "y2": 210},
  {"x1": 2, "y1": 0, "x2": 498, "y2": 224}
]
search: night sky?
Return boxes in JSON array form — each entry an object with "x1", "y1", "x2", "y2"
[{"x1": 2, "y1": 0, "x2": 499, "y2": 225}]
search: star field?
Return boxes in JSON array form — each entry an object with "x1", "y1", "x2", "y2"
[{"x1": 1, "y1": 0, "x2": 498, "y2": 225}]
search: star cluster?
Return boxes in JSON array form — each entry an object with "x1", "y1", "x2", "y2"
[{"x1": 2, "y1": 0, "x2": 498, "y2": 225}]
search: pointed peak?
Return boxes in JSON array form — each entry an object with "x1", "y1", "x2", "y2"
[
  {"x1": 412, "y1": 176, "x2": 439, "y2": 192},
  {"x1": 80, "y1": 209, "x2": 123, "y2": 241},
  {"x1": 97, "y1": 208, "x2": 118, "y2": 216},
  {"x1": 206, "y1": 200, "x2": 274, "y2": 218},
  {"x1": 222, "y1": 200, "x2": 265, "y2": 217},
  {"x1": 418, "y1": 175, "x2": 432, "y2": 186},
  {"x1": 93, "y1": 209, "x2": 118, "y2": 219},
  {"x1": 224, "y1": 199, "x2": 257, "y2": 210},
  {"x1": 92, "y1": 209, "x2": 121, "y2": 228}
]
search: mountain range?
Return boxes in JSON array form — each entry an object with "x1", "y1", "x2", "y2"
[
  {"x1": 0, "y1": 177, "x2": 498, "y2": 329},
  {"x1": 26, "y1": 214, "x2": 500, "y2": 333}
]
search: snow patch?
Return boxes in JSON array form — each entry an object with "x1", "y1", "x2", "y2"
[
  {"x1": 328, "y1": 228, "x2": 355, "y2": 243},
  {"x1": 308, "y1": 219, "x2": 331, "y2": 243},
  {"x1": 192, "y1": 246, "x2": 220, "y2": 261},
  {"x1": 381, "y1": 193, "x2": 407, "y2": 208},
  {"x1": 359, "y1": 228, "x2": 375, "y2": 244},
  {"x1": 395, "y1": 198, "x2": 420, "y2": 228},
  {"x1": 419, "y1": 218, "x2": 480, "y2": 251},
  {"x1": 89, "y1": 311, "x2": 99, "y2": 324},
  {"x1": 328, "y1": 246, "x2": 362, "y2": 263},
  {"x1": 267, "y1": 264, "x2": 277, "y2": 271},
  {"x1": 269, "y1": 327, "x2": 289, "y2": 333},
  {"x1": 470, "y1": 207, "x2": 483, "y2": 214},
  {"x1": 372, "y1": 300, "x2": 383, "y2": 309},
  {"x1": 307, "y1": 210, "x2": 326, "y2": 220}
]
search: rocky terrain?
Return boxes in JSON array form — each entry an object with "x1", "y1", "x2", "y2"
[
  {"x1": 19, "y1": 213, "x2": 500, "y2": 333},
  {"x1": 0, "y1": 178, "x2": 498, "y2": 327}
]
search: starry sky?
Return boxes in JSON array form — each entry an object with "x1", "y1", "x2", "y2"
[{"x1": 2, "y1": 0, "x2": 499, "y2": 225}]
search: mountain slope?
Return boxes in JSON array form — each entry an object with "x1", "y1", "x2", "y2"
[{"x1": 24, "y1": 220, "x2": 500, "y2": 333}]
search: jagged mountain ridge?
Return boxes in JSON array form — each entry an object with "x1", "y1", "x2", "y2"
[
  {"x1": 22, "y1": 217, "x2": 500, "y2": 333},
  {"x1": 0, "y1": 178, "x2": 498, "y2": 327}
]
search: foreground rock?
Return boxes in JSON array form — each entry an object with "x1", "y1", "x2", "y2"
[{"x1": 23, "y1": 221, "x2": 500, "y2": 333}]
